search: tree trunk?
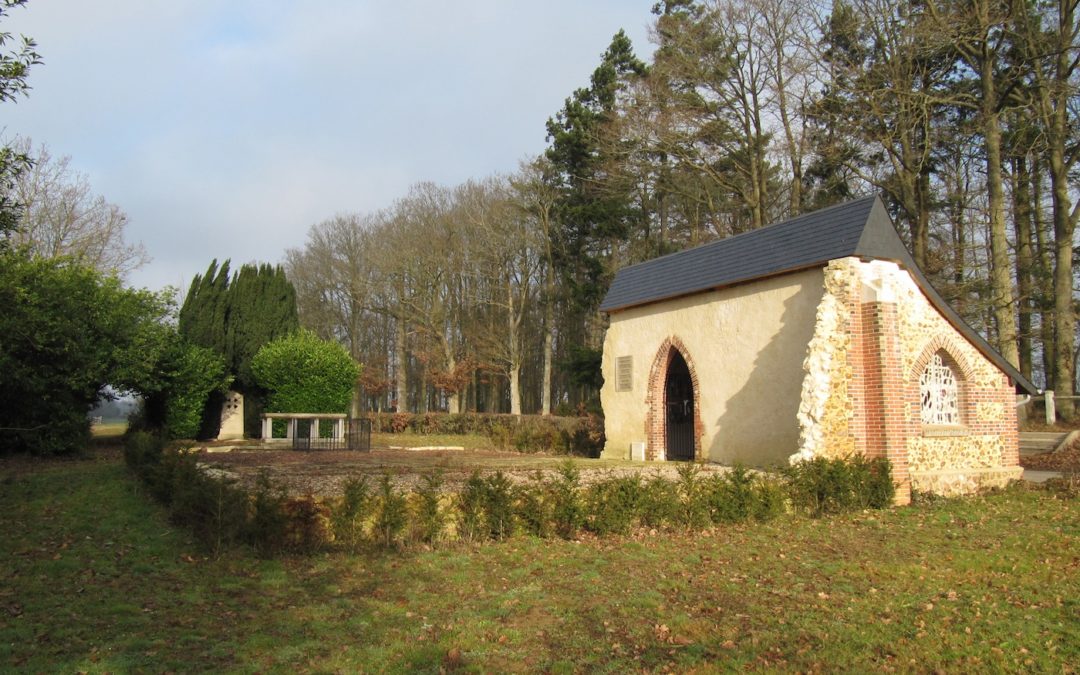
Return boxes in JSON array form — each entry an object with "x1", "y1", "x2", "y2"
[
  {"x1": 507, "y1": 281, "x2": 523, "y2": 416},
  {"x1": 981, "y1": 58, "x2": 1019, "y2": 367},
  {"x1": 1032, "y1": 158, "x2": 1055, "y2": 388},
  {"x1": 444, "y1": 346, "x2": 459, "y2": 414},
  {"x1": 394, "y1": 315, "x2": 407, "y2": 413},
  {"x1": 1050, "y1": 142, "x2": 1075, "y2": 417},
  {"x1": 1012, "y1": 154, "x2": 1035, "y2": 381},
  {"x1": 541, "y1": 286, "x2": 554, "y2": 416}
]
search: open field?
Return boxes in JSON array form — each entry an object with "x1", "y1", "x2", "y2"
[
  {"x1": 90, "y1": 422, "x2": 128, "y2": 439},
  {"x1": 2, "y1": 447, "x2": 1078, "y2": 673}
]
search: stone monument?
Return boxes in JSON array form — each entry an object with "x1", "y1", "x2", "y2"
[{"x1": 218, "y1": 390, "x2": 245, "y2": 441}]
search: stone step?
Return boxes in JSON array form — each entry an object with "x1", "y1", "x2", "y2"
[{"x1": 1018, "y1": 431, "x2": 1073, "y2": 456}]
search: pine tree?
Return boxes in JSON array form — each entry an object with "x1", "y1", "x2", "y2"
[{"x1": 545, "y1": 30, "x2": 646, "y2": 406}]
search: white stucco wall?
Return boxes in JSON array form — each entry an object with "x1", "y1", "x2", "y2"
[{"x1": 600, "y1": 267, "x2": 825, "y2": 466}]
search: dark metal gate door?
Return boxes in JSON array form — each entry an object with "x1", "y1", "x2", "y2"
[
  {"x1": 293, "y1": 420, "x2": 312, "y2": 451},
  {"x1": 348, "y1": 418, "x2": 372, "y2": 452},
  {"x1": 665, "y1": 352, "x2": 694, "y2": 461}
]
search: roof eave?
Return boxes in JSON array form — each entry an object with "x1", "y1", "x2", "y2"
[{"x1": 600, "y1": 261, "x2": 829, "y2": 315}]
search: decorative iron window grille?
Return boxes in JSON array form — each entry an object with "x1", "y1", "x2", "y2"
[{"x1": 920, "y1": 353, "x2": 959, "y2": 425}]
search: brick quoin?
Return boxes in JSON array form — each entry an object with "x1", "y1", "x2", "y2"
[
  {"x1": 846, "y1": 278, "x2": 1020, "y2": 503},
  {"x1": 644, "y1": 336, "x2": 703, "y2": 461},
  {"x1": 856, "y1": 300, "x2": 912, "y2": 505}
]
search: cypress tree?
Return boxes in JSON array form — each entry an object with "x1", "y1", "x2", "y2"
[{"x1": 178, "y1": 259, "x2": 299, "y2": 437}]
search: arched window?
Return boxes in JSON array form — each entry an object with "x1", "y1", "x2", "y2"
[{"x1": 920, "y1": 353, "x2": 959, "y2": 426}]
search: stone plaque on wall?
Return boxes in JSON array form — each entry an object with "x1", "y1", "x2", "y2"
[{"x1": 218, "y1": 391, "x2": 244, "y2": 440}]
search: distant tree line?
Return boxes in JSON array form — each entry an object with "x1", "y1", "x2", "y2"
[{"x1": 287, "y1": 0, "x2": 1080, "y2": 417}]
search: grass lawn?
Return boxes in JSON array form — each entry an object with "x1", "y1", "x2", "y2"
[{"x1": 2, "y1": 450, "x2": 1078, "y2": 673}]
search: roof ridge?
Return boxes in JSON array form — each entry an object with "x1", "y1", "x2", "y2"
[{"x1": 627, "y1": 194, "x2": 878, "y2": 267}]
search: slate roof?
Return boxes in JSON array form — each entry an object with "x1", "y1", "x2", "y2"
[{"x1": 600, "y1": 195, "x2": 1038, "y2": 394}]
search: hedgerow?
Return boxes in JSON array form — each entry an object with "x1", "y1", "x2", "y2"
[
  {"x1": 369, "y1": 411, "x2": 605, "y2": 456},
  {"x1": 124, "y1": 431, "x2": 896, "y2": 556}
]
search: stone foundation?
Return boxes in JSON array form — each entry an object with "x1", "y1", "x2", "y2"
[{"x1": 910, "y1": 466, "x2": 1023, "y2": 497}]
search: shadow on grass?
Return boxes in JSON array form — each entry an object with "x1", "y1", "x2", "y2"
[{"x1": 2, "y1": 453, "x2": 1078, "y2": 672}]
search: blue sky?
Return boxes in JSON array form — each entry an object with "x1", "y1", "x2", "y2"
[{"x1": 3, "y1": 1, "x2": 653, "y2": 291}]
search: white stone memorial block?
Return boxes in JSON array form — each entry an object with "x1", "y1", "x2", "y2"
[{"x1": 218, "y1": 391, "x2": 245, "y2": 440}]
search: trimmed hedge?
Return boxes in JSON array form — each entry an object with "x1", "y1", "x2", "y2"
[
  {"x1": 124, "y1": 431, "x2": 897, "y2": 557},
  {"x1": 252, "y1": 329, "x2": 359, "y2": 415},
  {"x1": 368, "y1": 411, "x2": 605, "y2": 457}
]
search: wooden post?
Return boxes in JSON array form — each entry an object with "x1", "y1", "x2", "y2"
[{"x1": 1045, "y1": 390, "x2": 1056, "y2": 425}]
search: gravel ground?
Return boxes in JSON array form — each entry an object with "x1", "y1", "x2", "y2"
[{"x1": 195, "y1": 447, "x2": 733, "y2": 497}]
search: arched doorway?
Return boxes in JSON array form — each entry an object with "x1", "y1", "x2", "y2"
[{"x1": 665, "y1": 351, "x2": 695, "y2": 461}]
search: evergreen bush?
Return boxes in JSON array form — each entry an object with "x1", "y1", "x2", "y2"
[
  {"x1": 252, "y1": 329, "x2": 360, "y2": 415},
  {"x1": 783, "y1": 455, "x2": 895, "y2": 517},
  {"x1": 674, "y1": 462, "x2": 711, "y2": 529},
  {"x1": 247, "y1": 470, "x2": 289, "y2": 555},
  {"x1": 372, "y1": 475, "x2": 407, "y2": 548},
  {"x1": 458, "y1": 471, "x2": 487, "y2": 542},
  {"x1": 639, "y1": 474, "x2": 680, "y2": 528},
  {"x1": 551, "y1": 460, "x2": 585, "y2": 538},
  {"x1": 514, "y1": 472, "x2": 551, "y2": 538},
  {"x1": 481, "y1": 472, "x2": 516, "y2": 540},
  {"x1": 585, "y1": 475, "x2": 642, "y2": 535},
  {"x1": 413, "y1": 472, "x2": 447, "y2": 544},
  {"x1": 331, "y1": 476, "x2": 371, "y2": 552}
]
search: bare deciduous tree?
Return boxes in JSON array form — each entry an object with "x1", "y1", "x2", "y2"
[{"x1": 6, "y1": 138, "x2": 148, "y2": 278}]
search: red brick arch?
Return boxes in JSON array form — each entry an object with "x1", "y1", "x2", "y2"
[
  {"x1": 644, "y1": 336, "x2": 703, "y2": 461},
  {"x1": 910, "y1": 333, "x2": 974, "y2": 426},
  {"x1": 909, "y1": 333, "x2": 975, "y2": 384}
]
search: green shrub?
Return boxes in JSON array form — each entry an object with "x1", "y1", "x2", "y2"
[
  {"x1": 703, "y1": 465, "x2": 756, "y2": 524},
  {"x1": 458, "y1": 471, "x2": 487, "y2": 542},
  {"x1": 131, "y1": 443, "x2": 247, "y2": 556},
  {"x1": 489, "y1": 421, "x2": 514, "y2": 451},
  {"x1": 585, "y1": 475, "x2": 642, "y2": 535},
  {"x1": 855, "y1": 456, "x2": 895, "y2": 509},
  {"x1": 413, "y1": 472, "x2": 446, "y2": 544},
  {"x1": 482, "y1": 472, "x2": 516, "y2": 540},
  {"x1": 284, "y1": 496, "x2": 331, "y2": 551},
  {"x1": 674, "y1": 463, "x2": 710, "y2": 529},
  {"x1": 251, "y1": 329, "x2": 360, "y2": 415},
  {"x1": 123, "y1": 430, "x2": 163, "y2": 477},
  {"x1": 247, "y1": 470, "x2": 289, "y2": 555},
  {"x1": 159, "y1": 341, "x2": 231, "y2": 440},
  {"x1": 639, "y1": 474, "x2": 680, "y2": 528},
  {"x1": 183, "y1": 470, "x2": 247, "y2": 556},
  {"x1": 372, "y1": 475, "x2": 408, "y2": 548},
  {"x1": 784, "y1": 455, "x2": 895, "y2": 517},
  {"x1": 752, "y1": 475, "x2": 787, "y2": 522},
  {"x1": 514, "y1": 472, "x2": 551, "y2": 538},
  {"x1": 551, "y1": 460, "x2": 585, "y2": 539},
  {"x1": 331, "y1": 475, "x2": 371, "y2": 552}
]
